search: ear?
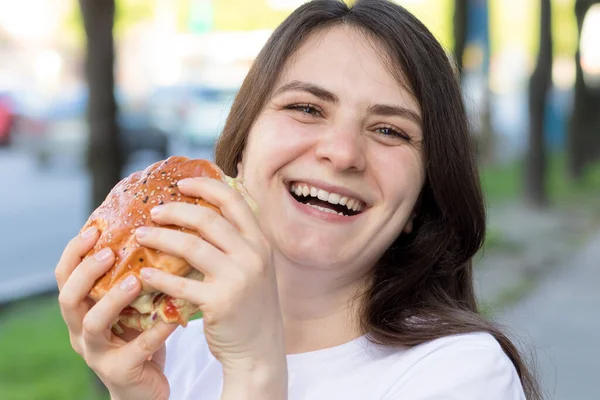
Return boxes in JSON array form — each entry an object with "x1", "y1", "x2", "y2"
[
  {"x1": 403, "y1": 213, "x2": 416, "y2": 234},
  {"x1": 236, "y1": 160, "x2": 244, "y2": 180}
]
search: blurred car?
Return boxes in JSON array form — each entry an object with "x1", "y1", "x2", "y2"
[
  {"x1": 35, "y1": 89, "x2": 169, "y2": 167},
  {"x1": 149, "y1": 85, "x2": 237, "y2": 148},
  {"x1": 0, "y1": 91, "x2": 17, "y2": 146}
]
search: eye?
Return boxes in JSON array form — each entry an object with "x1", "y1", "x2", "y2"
[
  {"x1": 284, "y1": 103, "x2": 322, "y2": 117},
  {"x1": 375, "y1": 125, "x2": 411, "y2": 142}
]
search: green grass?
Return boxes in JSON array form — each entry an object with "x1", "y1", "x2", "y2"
[
  {"x1": 480, "y1": 154, "x2": 600, "y2": 205},
  {"x1": 0, "y1": 296, "x2": 108, "y2": 400}
]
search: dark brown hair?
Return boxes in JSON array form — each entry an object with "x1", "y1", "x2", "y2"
[{"x1": 215, "y1": 0, "x2": 541, "y2": 398}]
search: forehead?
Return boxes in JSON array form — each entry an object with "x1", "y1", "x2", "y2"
[{"x1": 274, "y1": 25, "x2": 420, "y2": 115}]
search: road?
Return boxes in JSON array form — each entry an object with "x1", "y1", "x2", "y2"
[
  {"x1": 0, "y1": 144, "x2": 212, "y2": 303},
  {"x1": 498, "y1": 231, "x2": 600, "y2": 400}
]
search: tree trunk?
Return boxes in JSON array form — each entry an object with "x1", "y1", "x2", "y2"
[
  {"x1": 525, "y1": 0, "x2": 552, "y2": 208},
  {"x1": 79, "y1": 0, "x2": 124, "y2": 212},
  {"x1": 568, "y1": 0, "x2": 600, "y2": 180},
  {"x1": 453, "y1": 0, "x2": 468, "y2": 73},
  {"x1": 78, "y1": 0, "x2": 122, "y2": 395}
]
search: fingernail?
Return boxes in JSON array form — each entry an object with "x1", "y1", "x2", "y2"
[
  {"x1": 120, "y1": 275, "x2": 137, "y2": 291},
  {"x1": 177, "y1": 178, "x2": 192, "y2": 187},
  {"x1": 81, "y1": 227, "x2": 98, "y2": 239},
  {"x1": 136, "y1": 227, "x2": 151, "y2": 238},
  {"x1": 151, "y1": 206, "x2": 164, "y2": 217},
  {"x1": 140, "y1": 268, "x2": 155, "y2": 280},
  {"x1": 94, "y1": 248, "x2": 112, "y2": 262}
]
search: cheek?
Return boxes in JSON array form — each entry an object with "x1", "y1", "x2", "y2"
[
  {"x1": 246, "y1": 114, "x2": 315, "y2": 171},
  {"x1": 372, "y1": 147, "x2": 425, "y2": 206}
]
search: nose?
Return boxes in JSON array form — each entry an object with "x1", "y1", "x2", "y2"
[{"x1": 314, "y1": 124, "x2": 367, "y2": 172}]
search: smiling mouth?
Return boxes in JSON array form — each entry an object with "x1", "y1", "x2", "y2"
[{"x1": 289, "y1": 182, "x2": 365, "y2": 217}]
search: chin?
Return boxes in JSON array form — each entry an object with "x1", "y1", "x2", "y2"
[{"x1": 276, "y1": 229, "x2": 358, "y2": 270}]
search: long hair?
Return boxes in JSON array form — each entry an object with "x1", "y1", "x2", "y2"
[{"x1": 214, "y1": 1, "x2": 541, "y2": 398}]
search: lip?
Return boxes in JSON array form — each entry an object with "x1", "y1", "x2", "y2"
[
  {"x1": 285, "y1": 178, "x2": 370, "y2": 207},
  {"x1": 286, "y1": 189, "x2": 363, "y2": 222}
]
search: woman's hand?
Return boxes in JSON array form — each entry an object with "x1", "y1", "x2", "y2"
[
  {"x1": 135, "y1": 177, "x2": 287, "y2": 398},
  {"x1": 55, "y1": 228, "x2": 177, "y2": 400}
]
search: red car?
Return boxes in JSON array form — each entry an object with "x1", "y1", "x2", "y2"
[{"x1": 0, "y1": 92, "x2": 15, "y2": 146}]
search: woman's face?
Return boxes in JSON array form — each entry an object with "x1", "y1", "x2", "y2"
[{"x1": 239, "y1": 25, "x2": 425, "y2": 276}]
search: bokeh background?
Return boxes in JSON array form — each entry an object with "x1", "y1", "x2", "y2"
[{"x1": 0, "y1": 0, "x2": 598, "y2": 399}]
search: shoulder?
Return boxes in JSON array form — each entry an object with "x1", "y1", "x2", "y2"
[{"x1": 384, "y1": 332, "x2": 526, "y2": 399}]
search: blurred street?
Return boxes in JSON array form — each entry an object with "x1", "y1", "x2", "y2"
[
  {"x1": 0, "y1": 142, "x2": 212, "y2": 303},
  {"x1": 499, "y1": 231, "x2": 600, "y2": 400}
]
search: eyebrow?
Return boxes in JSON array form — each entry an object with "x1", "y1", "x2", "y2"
[
  {"x1": 273, "y1": 80, "x2": 339, "y2": 104},
  {"x1": 368, "y1": 104, "x2": 422, "y2": 128},
  {"x1": 273, "y1": 80, "x2": 422, "y2": 128}
]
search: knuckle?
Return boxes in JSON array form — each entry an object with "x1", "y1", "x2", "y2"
[
  {"x1": 54, "y1": 267, "x2": 64, "y2": 285},
  {"x1": 191, "y1": 207, "x2": 218, "y2": 232},
  {"x1": 137, "y1": 333, "x2": 155, "y2": 355},
  {"x1": 223, "y1": 191, "x2": 243, "y2": 211},
  {"x1": 174, "y1": 276, "x2": 191, "y2": 298},
  {"x1": 69, "y1": 334, "x2": 84, "y2": 356},
  {"x1": 81, "y1": 313, "x2": 100, "y2": 336},
  {"x1": 58, "y1": 291, "x2": 77, "y2": 310},
  {"x1": 181, "y1": 234, "x2": 199, "y2": 252}
]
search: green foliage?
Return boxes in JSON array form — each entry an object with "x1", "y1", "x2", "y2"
[
  {"x1": 114, "y1": 0, "x2": 154, "y2": 38},
  {"x1": 0, "y1": 297, "x2": 108, "y2": 400},
  {"x1": 61, "y1": 0, "x2": 155, "y2": 46},
  {"x1": 480, "y1": 154, "x2": 600, "y2": 205}
]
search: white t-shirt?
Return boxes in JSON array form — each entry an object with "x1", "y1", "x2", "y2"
[{"x1": 164, "y1": 319, "x2": 525, "y2": 399}]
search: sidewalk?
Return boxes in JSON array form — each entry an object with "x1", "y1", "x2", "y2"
[
  {"x1": 496, "y1": 230, "x2": 600, "y2": 400},
  {"x1": 474, "y1": 202, "x2": 600, "y2": 310}
]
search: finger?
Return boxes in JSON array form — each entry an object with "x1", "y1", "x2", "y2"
[
  {"x1": 58, "y1": 248, "x2": 115, "y2": 332},
  {"x1": 82, "y1": 275, "x2": 141, "y2": 349},
  {"x1": 138, "y1": 267, "x2": 212, "y2": 307},
  {"x1": 149, "y1": 202, "x2": 247, "y2": 254},
  {"x1": 135, "y1": 227, "x2": 229, "y2": 278},
  {"x1": 150, "y1": 343, "x2": 168, "y2": 370},
  {"x1": 55, "y1": 227, "x2": 99, "y2": 291},
  {"x1": 120, "y1": 321, "x2": 178, "y2": 367},
  {"x1": 177, "y1": 178, "x2": 260, "y2": 239}
]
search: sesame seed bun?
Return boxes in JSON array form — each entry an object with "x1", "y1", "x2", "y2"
[{"x1": 79, "y1": 156, "x2": 254, "y2": 331}]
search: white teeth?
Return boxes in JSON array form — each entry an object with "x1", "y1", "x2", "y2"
[
  {"x1": 328, "y1": 193, "x2": 340, "y2": 205},
  {"x1": 308, "y1": 204, "x2": 339, "y2": 214},
  {"x1": 289, "y1": 182, "x2": 365, "y2": 213},
  {"x1": 346, "y1": 198, "x2": 355, "y2": 210},
  {"x1": 317, "y1": 189, "x2": 329, "y2": 201}
]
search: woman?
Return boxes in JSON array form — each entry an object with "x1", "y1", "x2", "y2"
[{"x1": 55, "y1": 0, "x2": 541, "y2": 399}]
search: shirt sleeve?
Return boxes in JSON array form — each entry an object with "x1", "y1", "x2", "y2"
[{"x1": 383, "y1": 333, "x2": 526, "y2": 400}]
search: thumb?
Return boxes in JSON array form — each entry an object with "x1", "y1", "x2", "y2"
[{"x1": 123, "y1": 322, "x2": 178, "y2": 367}]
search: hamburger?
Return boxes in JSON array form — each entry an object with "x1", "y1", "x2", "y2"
[{"x1": 80, "y1": 156, "x2": 256, "y2": 331}]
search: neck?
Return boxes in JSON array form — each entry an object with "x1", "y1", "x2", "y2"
[{"x1": 273, "y1": 253, "x2": 368, "y2": 355}]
